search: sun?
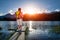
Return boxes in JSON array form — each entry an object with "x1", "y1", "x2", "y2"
[
  {"x1": 23, "y1": 7, "x2": 36, "y2": 14},
  {"x1": 23, "y1": 6, "x2": 38, "y2": 14},
  {"x1": 26, "y1": 7, "x2": 35, "y2": 14},
  {"x1": 22, "y1": 4, "x2": 47, "y2": 14}
]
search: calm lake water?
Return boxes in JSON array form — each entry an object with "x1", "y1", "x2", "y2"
[
  {"x1": 0, "y1": 21, "x2": 17, "y2": 40},
  {"x1": 26, "y1": 21, "x2": 60, "y2": 40},
  {"x1": 0, "y1": 21, "x2": 60, "y2": 40}
]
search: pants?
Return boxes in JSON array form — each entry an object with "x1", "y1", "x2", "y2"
[{"x1": 17, "y1": 19, "x2": 22, "y2": 30}]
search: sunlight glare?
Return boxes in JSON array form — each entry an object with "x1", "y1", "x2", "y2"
[
  {"x1": 23, "y1": 5, "x2": 40, "y2": 14},
  {"x1": 26, "y1": 7, "x2": 35, "y2": 14},
  {"x1": 29, "y1": 21, "x2": 34, "y2": 31}
]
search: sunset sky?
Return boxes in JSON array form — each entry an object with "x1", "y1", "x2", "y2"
[{"x1": 0, "y1": 0, "x2": 60, "y2": 14}]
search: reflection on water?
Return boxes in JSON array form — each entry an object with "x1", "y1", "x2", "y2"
[
  {"x1": 26, "y1": 21, "x2": 60, "y2": 40},
  {"x1": 0, "y1": 21, "x2": 17, "y2": 31},
  {"x1": 0, "y1": 21, "x2": 60, "y2": 40},
  {"x1": 29, "y1": 21, "x2": 34, "y2": 31},
  {"x1": 0, "y1": 21, "x2": 17, "y2": 40}
]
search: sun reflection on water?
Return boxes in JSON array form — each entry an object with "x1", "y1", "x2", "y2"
[{"x1": 29, "y1": 21, "x2": 34, "y2": 31}]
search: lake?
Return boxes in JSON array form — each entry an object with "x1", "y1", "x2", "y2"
[
  {"x1": 0, "y1": 21, "x2": 17, "y2": 40},
  {"x1": 26, "y1": 21, "x2": 60, "y2": 40},
  {"x1": 0, "y1": 21, "x2": 60, "y2": 40}
]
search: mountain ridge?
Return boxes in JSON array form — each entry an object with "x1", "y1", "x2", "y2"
[{"x1": 0, "y1": 12, "x2": 60, "y2": 21}]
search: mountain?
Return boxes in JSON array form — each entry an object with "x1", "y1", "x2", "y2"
[
  {"x1": 0, "y1": 11, "x2": 60, "y2": 21},
  {"x1": 23, "y1": 12, "x2": 60, "y2": 21},
  {"x1": 0, "y1": 16, "x2": 4, "y2": 20},
  {"x1": 4, "y1": 13, "x2": 16, "y2": 21},
  {"x1": 0, "y1": 13, "x2": 16, "y2": 21}
]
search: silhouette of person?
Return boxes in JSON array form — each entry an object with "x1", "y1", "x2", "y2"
[{"x1": 15, "y1": 8, "x2": 23, "y2": 31}]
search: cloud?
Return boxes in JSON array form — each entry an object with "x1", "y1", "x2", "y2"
[
  {"x1": 38, "y1": 9, "x2": 51, "y2": 13},
  {"x1": 0, "y1": 13, "x2": 3, "y2": 16},
  {"x1": 0, "y1": 13, "x2": 6, "y2": 16},
  {"x1": 8, "y1": 10, "x2": 14, "y2": 15},
  {"x1": 43, "y1": 10, "x2": 51, "y2": 13},
  {"x1": 55, "y1": 9, "x2": 60, "y2": 12}
]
